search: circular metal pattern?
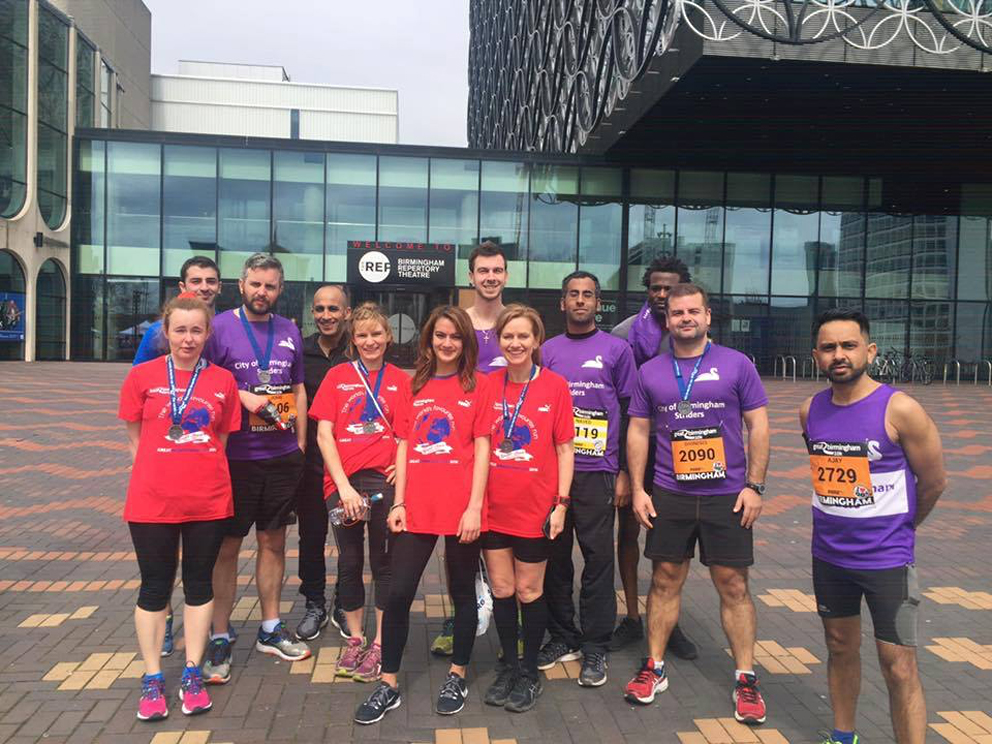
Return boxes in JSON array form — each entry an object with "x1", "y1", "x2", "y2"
[{"x1": 468, "y1": 0, "x2": 991, "y2": 153}]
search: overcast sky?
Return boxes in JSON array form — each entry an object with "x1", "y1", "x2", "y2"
[{"x1": 144, "y1": 0, "x2": 470, "y2": 147}]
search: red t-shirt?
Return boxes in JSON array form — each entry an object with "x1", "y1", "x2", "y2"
[
  {"x1": 308, "y1": 361, "x2": 411, "y2": 498},
  {"x1": 118, "y1": 357, "x2": 241, "y2": 523},
  {"x1": 394, "y1": 374, "x2": 493, "y2": 536},
  {"x1": 485, "y1": 367, "x2": 574, "y2": 538}
]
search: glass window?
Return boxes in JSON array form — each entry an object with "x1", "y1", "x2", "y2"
[
  {"x1": 107, "y1": 142, "x2": 160, "y2": 275},
  {"x1": 628, "y1": 169, "x2": 675, "y2": 292},
  {"x1": 70, "y1": 273, "x2": 104, "y2": 360},
  {"x1": 0, "y1": 249, "x2": 26, "y2": 361},
  {"x1": 712, "y1": 296, "x2": 768, "y2": 369},
  {"x1": 36, "y1": 259, "x2": 66, "y2": 360},
  {"x1": 529, "y1": 164, "x2": 578, "y2": 289},
  {"x1": 954, "y1": 302, "x2": 992, "y2": 364},
  {"x1": 863, "y1": 298, "x2": 908, "y2": 355},
  {"x1": 909, "y1": 300, "x2": 952, "y2": 361},
  {"x1": 37, "y1": 5, "x2": 69, "y2": 229},
  {"x1": 911, "y1": 216, "x2": 956, "y2": 300},
  {"x1": 770, "y1": 175, "x2": 819, "y2": 297},
  {"x1": 957, "y1": 216, "x2": 991, "y2": 301},
  {"x1": 72, "y1": 139, "x2": 105, "y2": 273},
  {"x1": 75, "y1": 35, "x2": 96, "y2": 128},
  {"x1": 818, "y1": 211, "x2": 865, "y2": 298},
  {"x1": 106, "y1": 277, "x2": 159, "y2": 361},
  {"x1": 429, "y1": 158, "x2": 480, "y2": 283},
  {"x1": 162, "y1": 145, "x2": 217, "y2": 277},
  {"x1": 99, "y1": 59, "x2": 113, "y2": 127},
  {"x1": 724, "y1": 173, "x2": 771, "y2": 297},
  {"x1": 0, "y1": 0, "x2": 29, "y2": 218},
  {"x1": 675, "y1": 171, "x2": 723, "y2": 293},
  {"x1": 578, "y1": 167, "x2": 622, "y2": 290},
  {"x1": 273, "y1": 150, "x2": 324, "y2": 282},
  {"x1": 378, "y1": 156, "x2": 427, "y2": 243},
  {"x1": 218, "y1": 148, "x2": 271, "y2": 278},
  {"x1": 769, "y1": 295, "x2": 816, "y2": 368},
  {"x1": 479, "y1": 160, "x2": 528, "y2": 288},
  {"x1": 325, "y1": 153, "x2": 375, "y2": 281},
  {"x1": 865, "y1": 214, "x2": 912, "y2": 299}
]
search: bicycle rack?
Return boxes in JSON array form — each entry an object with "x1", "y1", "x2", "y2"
[
  {"x1": 910, "y1": 359, "x2": 923, "y2": 385},
  {"x1": 747, "y1": 353, "x2": 757, "y2": 369},
  {"x1": 943, "y1": 359, "x2": 961, "y2": 385},
  {"x1": 801, "y1": 356, "x2": 815, "y2": 379},
  {"x1": 976, "y1": 360, "x2": 992, "y2": 386},
  {"x1": 774, "y1": 355, "x2": 797, "y2": 382}
]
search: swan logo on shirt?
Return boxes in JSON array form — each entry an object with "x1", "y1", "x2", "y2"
[
  {"x1": 165, "y1": 406, "x2": 212, "y2": 444},
  {"x1": 412, "y1": 410, "x2": 454, "y2": 455},
  {"x1": 581, "y1": 355, "x2": 604, "y2": 369},
  {"x1": 695, "y1": 367, "x2": 720, "y2": 382},
  {"x1": 489, "y1": 356, "x2": 508, "y2": 367},
  {"x1": 867, "y1": 440, "x2": 882, "y2": 462},
  {"x1": 278, "y1": 337, "x2": 296, "y2": 352}
]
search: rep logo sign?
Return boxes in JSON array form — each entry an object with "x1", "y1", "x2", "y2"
[{"x1": 358, "y1": 251, "x2": 391, "y2": 283}]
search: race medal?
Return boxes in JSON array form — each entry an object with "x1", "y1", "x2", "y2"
[
  {"x1": 166, "y1": 355, "x2": 205, "y2": 443},
  {"x1": 257, "y1": 369, "x2": 271, "y2": 383},
  {"x1": 807, "y1": 440, "x2": 874, "y2": 507},
  {"x1": 676, "y1": 400, "x2": 692, "y2": 416},
  {"x1": 500, "y1": 438, "x2": 515, "y2": 453},
  {"x1": 361, "y1": 421, "x2": 378, "y2": 434},
  {"x1": 670, "y1": 426, "x2": 727, "y2": 481},
  {"x1": 168, "y1": 424, "x2": 184, "y2": 440}
]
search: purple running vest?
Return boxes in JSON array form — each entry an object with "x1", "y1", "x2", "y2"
[
  {"x1": 475, "y1": 328, "x2": 507, "y2": 373},
  {"x1": 806, "y1": 384, "x2": 917, "y2": 570}
]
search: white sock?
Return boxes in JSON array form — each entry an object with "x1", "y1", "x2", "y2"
[
  {"x1": 735, "y1": 668, "x2": 755, "y2": 680},
  {"x1": 210, "y1": 632, "x2": 230, "y2": 642},
  {"x1": 653, "y1": 658, "x2": 666, "y2": 673},
  {"x1": 261, "y1": 618, "x2": 281, "y2": 634}
]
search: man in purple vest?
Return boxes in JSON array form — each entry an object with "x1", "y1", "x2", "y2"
[{"x1": 801, "y1": 308, "x2": 946, "y2": 744}]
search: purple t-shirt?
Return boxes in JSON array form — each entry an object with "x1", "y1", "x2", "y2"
[
  {"x1": 205, "y1": 310, "x2": 304, "y2": 461},
  {"x1": 476, "y1": 328, "x2": 507, "y2": 373},
  {"x1": 543, "y1": 331, "x2": 637, "y2": 473},
  {"x1": 629, "y1": 343, "x2": 767, "y2": 495}
]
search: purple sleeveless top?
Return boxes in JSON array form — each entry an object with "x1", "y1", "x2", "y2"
[
  {"x1": 806, "y1": 384, "x2": 917, "y2": 570},
  {"x1": 475, "y1": 328, "x2": 507, "y2": 373}
]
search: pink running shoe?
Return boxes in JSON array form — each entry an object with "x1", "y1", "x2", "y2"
[
  {"x1": 179, "y1": 664, "x2": 212, "y2": 716},
  {"x1": 353, "y1": 642, "x2": 382, "y2": 683},
  {"x1": 336, "y1": 637, "x2": 366, "y2": 678},
  {"x1": 136, "y1": 674, "x2": 168, "y2": 721}
]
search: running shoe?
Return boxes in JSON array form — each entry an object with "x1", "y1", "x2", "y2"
[
  {"x1": 435, "y1": 672, "x2": 468, "y2": 715},
  {"x1": 430, "y1": 616, "x2": 456, "y2": 656},
  {"x1": 178, "y1": 664, "x2": 211, "y2": 716},
  {"x1": 733, "y1": 672, "x2": 767, "y2": 725},
  {"x1": 160, "y1": 614, "x2": 174, "y2": 657},
  {"x1": 354, "y1": 682, "x2": 402, "y2": 725},
  {"x1": 504, "y1": 673, "x2": 543, "y2": 713},
  {"x1": 136, "y1": 674, "x2": 168, "y2": 721},
  {"x1": 624, "y1": 657, "x2": 669, "y2": 705},
  {"x1": 336, "y1": 636, "x2": 366, "y2": 677},
  {"x1": 483, "y1": 661, "x2": 518, "y2": 707},
  {"x1": 667, "y1": 624, "x2": 699, "y2": 661},
  {"x1": 255, "y1": 621, "x2": 311, "y2": 661},
  {"x1": 202, "y1": 638, "x2": 232, "y2": 685},
  {"x1": 352, "y1": 642, "x2": 382, "y2": 683},
  {"x1": 295, "y1": 600, "x2": 328, "y2": 641},
  {"x1": 536, "y1": 639, "x2": 582, "y2": 670},
  {"x1": 819, "y1": 733, "x2": 859, "y2": 744},
  {"x1": 608, "y1": 616, "x2": 644, "y2": 651},
  {"x1": 578, "y1": 650, "x2": 608, "y2": 687},
  {"x1": 330, "y1": 603, "x2": 350, "y2": 640}
]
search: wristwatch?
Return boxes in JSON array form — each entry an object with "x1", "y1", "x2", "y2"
[
  {"x1": 554, "y1": 496, "x2": 571, "y2": 509},
  {"x1": 745, "y1": 481, "x2": 766, "y2": 495}
]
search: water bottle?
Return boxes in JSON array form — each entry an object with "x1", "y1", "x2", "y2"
[{"x1": 329, "y1": 492, "x2": 384, "y2": 526}]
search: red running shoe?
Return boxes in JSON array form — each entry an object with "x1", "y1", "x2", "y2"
[
  {"x1": 733, "y1": 672, "x2": 766, "y2": 724},
  {"x1": 623, "y1": 657, "x2": 669, "y2": 704}
]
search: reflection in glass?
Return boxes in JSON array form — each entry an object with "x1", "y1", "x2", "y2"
[
  {"x1": 75, "y1": 36, "x2": 96, "y2": 127},
  {"x1": 326, "y1": 153, "x2": 376, "y2": 280},
  {"x1": 628, "y1": 169, "x2": 676, "y2": 292},
  {"x1": 819, "y1": 211, "x2": 865, "y2": 298},
  {"x1": 107, "y1": 142, "x2": 160, "y2": 275},
  {"x1": 37, "y1": 6, "x2": 68, "y2": 229},
  {"x1": 529, "y1": 164, "x2": 578, "y2": 289},
  {"x1": 578, "y1": 167, "x2": 622, "y2": 290},
  {"x1": 106, "y1": 277, "x2": 159, "y2": 361},
  {"x1": 909, "y1": 300, "x2": 952, "y2": 360},
  {"x1": 865, "y1": 214, "x2": 911, "y2": 299},
  {"x1": 273, "y1": 150, "x2": 324, "y2": 282},
  {"x1": 911, "y1": 216, "x2": 956, "y2": 300},
  {"x1": 957, "y1": 217, "x2": 991, "y2": 301},
  {"x1": 675, "y1": 206, "x2": 723, "y2": 294},
  {"x1": 954, "y1": 302, "x2": 992, "y2": 363},
  {"x1": 864, "y1": 298, "x2": 908, "y2": 356},
  {"x1": 100, "y1": 60, "x2": 113, "y2": 127},
  {"x1": 163, "y1": 146, "x2": 217, "y2": 277},
  {"x1": 0, "y1": 249, "x2": 26, "y2": 360},
  {"x1": 36, "y1": 259, "x2": 66, "y2": 360},
  {"x1": 769, "y1": 295, "x2": 815, "y2": 361},
  {"x1": 219, "y1": 148, "x2": 271, "y2": 278},
  {"x1": 378, "y1": 156, "x2": 427, "y2": 243},
  {"x1": 429, "y1": 159, "x2": 479, "y2": 282},
  {"x1": 479, "y1": 160, "x2": 528, "y2": 288},
  {"x1": 712, "y1": 295, "x2": 768, "y2": 364},
  {"x1": 0, "y1": 0, "x2": 28, "y2": 218},
  {"x1": 70, "y1": 274, "x2": 104, "y2": 360},
  {"x1": 724, "y1": 173, "x2": 770, "y2": 298},
  {"x1": 72, "y1": 140, "x2": 105, "y2": 273}
]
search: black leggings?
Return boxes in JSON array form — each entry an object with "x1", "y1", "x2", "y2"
[
  {"x1": 381, "y1": 532, "x2": 481, "y2": 674},
  {"x1": 128, "y1": 520, "x2": 227, "y2": 612},
  {"x1": 330, "y1": 470, "x2": 393, "y2": 612}
]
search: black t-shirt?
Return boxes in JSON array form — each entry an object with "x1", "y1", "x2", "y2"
[{"x1": 302, "y1": 332, "x2": 350, "y2": 472}]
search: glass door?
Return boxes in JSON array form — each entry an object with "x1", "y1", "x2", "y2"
[{"x1": 351, "y1": 288, "x2": 454, "y2": 367}]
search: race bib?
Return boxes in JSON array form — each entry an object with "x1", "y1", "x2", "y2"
[
  {"x1": 248, "y1": 383, "x2": 297, "y2": 432},
  {"x1": 670, "y1": 426, "x2": 727, "y2": 481},
  {"x1": 807, "y1": 440, "x2": 874, "y2": 507},
  {"x1": 574, "y1": 406, "x2": 608, "y2": 458}
]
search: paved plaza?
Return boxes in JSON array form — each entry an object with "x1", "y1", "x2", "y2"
[{"x1": 0, "y1": 362, "x2": 990, "y2": 744}]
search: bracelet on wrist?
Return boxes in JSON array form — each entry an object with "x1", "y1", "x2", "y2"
[{"x1": 388, "y1": 503, "x2": 406, "y2": 513}]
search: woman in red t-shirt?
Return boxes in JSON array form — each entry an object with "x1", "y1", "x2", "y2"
[
  {"x1": 309, "y1": 302, "x2": 410, "y2": 683},
  {"x1": 118, "y1": 294, "x2": 241, "y2": 723},
  {"x1": 481, "y1": 304, "x2": 575, "y2": 713},
  {"x1": 353, "y1": 306, "x2": 492, "y2": 726}
]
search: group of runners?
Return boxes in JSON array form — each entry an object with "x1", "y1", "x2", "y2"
[{"x1": 118, "y1": 242, "x2": 946, "y2": 744}]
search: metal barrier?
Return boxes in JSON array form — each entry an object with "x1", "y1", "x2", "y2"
[
  {"x1": 801, "y1": 356, "x2": 815, "y2": 379},
  {"x1": 976, "y1": 360, "x2": 992, "y2": 386},
  {"x1": 943, "y1": 359, "x2": 961, "y2": 385},
  {"x1": 774, "y1": 355, "x2": 797, "y2": 382}
]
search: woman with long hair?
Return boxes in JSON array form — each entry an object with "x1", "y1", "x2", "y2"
[
  {"x1": 354, "y1": 305, "x2": 492, "y2": 725},
  {"x1": 481, "y1": 304, "x2": 575, "y2": 713},
  {"x1": 309, "y1": 302, "x2": 410, "y2": 682},
  {"x1": 118, "y1": 293, "x2": 240, "y2": 722}
]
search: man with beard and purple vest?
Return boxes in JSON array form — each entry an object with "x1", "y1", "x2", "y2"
[
  {"x1": 609, "y1": 255, "x2": 698, "y2": 661},
  {"x1": 539, "y1": 271, "x2": 638, "y2": 687},
  {"x1": 801, "y1": 308, "x2": 945, "y2": 744}
]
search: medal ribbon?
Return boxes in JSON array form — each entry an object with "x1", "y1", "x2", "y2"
[
  {"x1": 167, "y1": 355, "x2": 206, "y2": 427},
  {"x1": 670, "y1": 339, "x2": 711, "y2": 404},
  {"x1": 238, "y1": 307, "x2": 274, "y2": 374},
  {"x1": 502, "y1": 364, "x2": 537, "y2": 440},
  {"x1": 353, "y1": 360, "x2": 388, "y2": 423}
]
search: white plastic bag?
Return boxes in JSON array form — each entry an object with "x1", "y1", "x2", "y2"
[{"x1": 475, "y1": 558, "x2": 493, "y2": 636}]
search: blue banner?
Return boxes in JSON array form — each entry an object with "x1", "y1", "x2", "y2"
[{"x1": 0, "y1": 292, "x2": 26, "y2": 342}]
